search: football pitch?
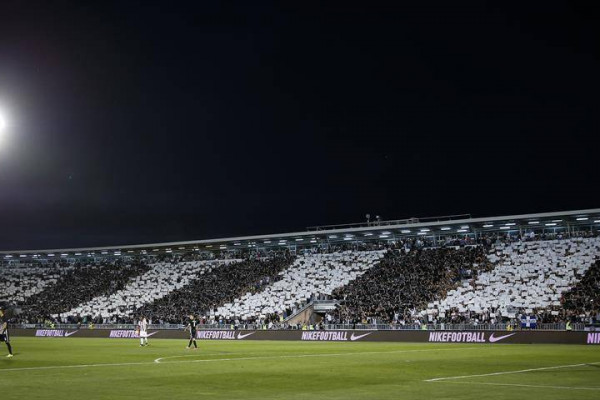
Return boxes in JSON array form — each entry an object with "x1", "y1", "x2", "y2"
[{"x1": 1, "y1": 338, "x2": 599, "y2": 399}]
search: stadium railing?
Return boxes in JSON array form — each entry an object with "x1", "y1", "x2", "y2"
[{"x1": 323, "y1": 322, "x2": 587, "y2": 331}]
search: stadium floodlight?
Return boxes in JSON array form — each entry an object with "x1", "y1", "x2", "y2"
[
  {"x1": 420, "y1": 228, "x2": 430, "y2": 232},
  {"x1": 295, "y1": 238, "x2": 303, "y2": 241},
  {"x1": 545, "y1": 223, "x2": 557, "y2": 226},
  {"x1": 500, "y1": 226, "x2": 510, "y2": 230},
  {"x1": 0, "y1": 112, "x2": 7, "y2": 147},
  {"x1": 310, "y1": 239, "x2": 317, "y2": 243},
  {"x1": 552, "y1": 219, "x2": 562, "y2": 222},
  {"x1": 263, "y1": 240, "x2": 271, "y2": 244},
  {"x1": 505, "y1": 222, "x2": 516, "y2": 226},
  {"x1": 417, "y1": 232, "x2": 427, "y2": 235},
  {"x1": 441, "y1": 227, "x2": 451, "y2": 230},
  {"x1": 460, "y1": 225, "x2": 469, "y2": 229},
  {"x1": 19, "y1": 254, "x2": 26, "y2": 258},
  {"x1": 594, "y1": 220, "x2": 600, "y2": 223},
  {"x1": 576, "y1": 217, "x2": 588, "y2": 221},
  {"x1": 528, "y1": 221, "x2": 539, "y2": 224},
  {"x1": 482, "y1": 224, "x2": 493, "y2": 228},
  {"x1": 401, "y1": 230, "x2": 411, "y2": 233},
  {"x1": 364, "y1": 232, "x2": 373, "y2": 236},
  {"x1": 457, "y1": 229, "x2": 467, "y2": 233},
  {"x1": 379, "y1": 234, "x2": 389, "y2": 238}
]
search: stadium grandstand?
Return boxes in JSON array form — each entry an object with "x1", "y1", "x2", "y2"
[{"x1": 1, "y1": 208, "x2": 599, "y2": 332}]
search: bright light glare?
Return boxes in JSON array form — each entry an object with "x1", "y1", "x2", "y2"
[{"x1": 0, "y1": 113, "x2": 6, "y2": 146}]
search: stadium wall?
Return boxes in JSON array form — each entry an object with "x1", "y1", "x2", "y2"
[{"x1": 11, "y1": 329, "x2": 600, "y2": 345}]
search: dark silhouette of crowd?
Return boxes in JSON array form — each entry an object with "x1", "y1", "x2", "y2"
[
  {"x1": 562, "y1": 260, "x2": 600, "y2": 324},
  {"x1": 137, "y1": 255, "x2": 294, "y2": 323},
  {"x1": 331, "y1": 246, "x2": 492, "y2": 324}
]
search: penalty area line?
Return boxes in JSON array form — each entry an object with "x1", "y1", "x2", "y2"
[{"x1": 425, "y1": 361, "x2": 600, "y2": 382}]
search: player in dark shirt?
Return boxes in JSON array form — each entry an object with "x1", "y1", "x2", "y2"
[
  {"x1": 0, "y1": 308, "x2": 13, "y2": 357},
  {"x1": 185, "y1": 314, "x2": 198, "y2": 350}
]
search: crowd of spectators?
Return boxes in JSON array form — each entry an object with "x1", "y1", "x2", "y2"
[
  {"x1": 136, "y1": 255, "x2": 294, "y2": 324},
  {"x1": 4, "y1": 228, "x2": 599, "y2": 327},
  {"x1": 562, "y1": 260, "x2": 600, "y2": 324},
  {"x1": 16, "y1": 260, "x2": 150, "y2": 324},
  {"x1": 331, "y1": 246, "x2": 492, "y2": 324}
]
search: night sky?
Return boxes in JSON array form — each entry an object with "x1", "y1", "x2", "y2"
[{"x1": 0, "y1": 2, "x2": 598, "y2": 250}]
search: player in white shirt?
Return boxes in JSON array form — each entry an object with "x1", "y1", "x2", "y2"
[{"x1": 138, "y1": 316, "x2": 149, "y2": 347}]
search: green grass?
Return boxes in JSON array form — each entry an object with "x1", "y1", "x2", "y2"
[{"x1": 1, "y1": 338, "x2": 599, "y2": 399}]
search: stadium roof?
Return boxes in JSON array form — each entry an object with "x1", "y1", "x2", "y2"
[{"x1": 2, "y1": 208, "x2": 599, "y2": 260}]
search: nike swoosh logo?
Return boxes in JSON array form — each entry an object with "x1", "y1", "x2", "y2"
[
  {"x1": 237, "y1": 332, "x2": 256, "y2": 340},
  {"x1": 64, "y1": 331, "x2": 78, "y2": 337},
  {"x1": 488, "y1": 333, "x2": 516, "y2": 343},
  {"x1": 350, "y1": 332, "x2": 373, "y2": 341}
]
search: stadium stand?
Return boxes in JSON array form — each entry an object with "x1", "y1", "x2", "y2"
[
  {"x1": 331, "y1": 246, "x2": 492, "y2": 324},
  {"x1": 0, "y1": 260, "x2": 74, "y2": 303},
  {"x1": 62, "y1": 259, "x2": 239, "y2": 321},
  {"x1": 2, "y1": 226, "x2": 599, "y2": 327},
  {"x1": 215, "y1": 250, "x2": 386, "y2": 321},
  {"x1": 17, "y1": 260, "x2": 150, "y2": 323},
  {"x1": 427, "y1": 236, "x2": 600, "y2": 323},
  {"x1": 562, "y1": 260, "x2": 600, "y2": 322},
  {"x1": 137, "y1": 256, "x2": 294, "y2": 323}
]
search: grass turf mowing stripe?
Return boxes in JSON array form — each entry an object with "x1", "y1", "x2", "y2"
[{"x1": 0, "y1": 346, "x2": 481, "y2": 372}]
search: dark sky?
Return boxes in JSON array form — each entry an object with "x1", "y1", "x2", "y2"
[{"x1": 0, "y1": 1, "x2": 598, "y2": 250}]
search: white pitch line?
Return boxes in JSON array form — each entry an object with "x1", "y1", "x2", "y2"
[
  {"x1": 438, "y1": 381, "x2": 600, "y2": 391},
  {"x1": 154, "y1": 346, "x2": 482, "y2": 364},
  {"x1": 0, "y1": 361, "x2": 152, "y2": 372},
  {"x1": 153, "y1": 352, "x2": 256, "y2": 363},
  {"x1": 425, "y1": 361, "x2": 600, "y2": 382},
  {"x1": 0, "y1": 346, "x2": 481, "y2": 372}
]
